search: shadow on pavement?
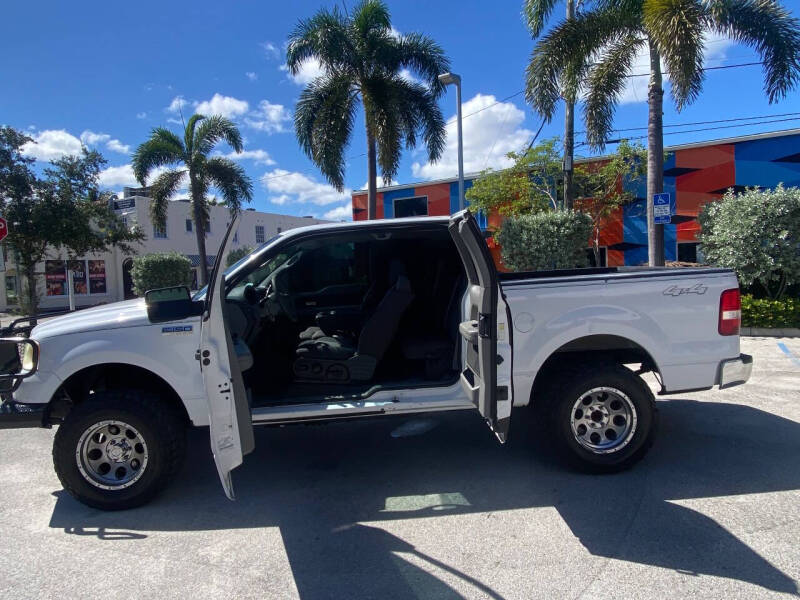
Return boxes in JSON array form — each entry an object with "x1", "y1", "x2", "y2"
[{"x1": 50, "y1": 399, "x2": 800, "y2": 597}]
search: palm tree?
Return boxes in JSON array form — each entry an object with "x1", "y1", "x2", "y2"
[
  {"x1": 526, "y1": 0, "x2": 800, "y2": 265},
  {"x1": 132, "y1": 115, "x2": 253, "y2": 286},
  {"x1": 524, "y1": 0, "x2": 579, "y2": 210},
  {"x1": 287, "y1": 0, "x2": 449, "y2": 219}
]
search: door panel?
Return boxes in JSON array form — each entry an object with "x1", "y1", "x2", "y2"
[
  {"x1": 448, "y1": 210, "x2": 513, "y2": 442},
  {"x1": 200, "y1": 215, "x2": 255, "y2": 499}
]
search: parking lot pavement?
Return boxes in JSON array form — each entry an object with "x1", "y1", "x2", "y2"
[{"x1": 0, "y1": 337, "x2": 798, "y2": 600}]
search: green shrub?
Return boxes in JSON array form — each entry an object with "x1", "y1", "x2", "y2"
[
  {"x1": 699, "y1": 185, "x2": 800, "y2": 299},
  {"x1": 495, "y1": 210, "x2": 592, "y2": 272},
  {"x1": 226, "y1": 245, "x2": 253, "y2": 267},
  {"x1": 131, "y1": 252, "x2": 192, "y2": 296},
  {"x1": 741, "y1": 294, "x2": 800, "y2": 328}
]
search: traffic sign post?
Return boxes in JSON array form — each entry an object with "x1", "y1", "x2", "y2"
[{"x1": 653, "y1": 193, "x2": 672, "y2": 225}]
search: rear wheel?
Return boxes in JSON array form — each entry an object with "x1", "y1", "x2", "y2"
[
  {"x1": 53, "y1": 390, "x2": 186, "y2": 510},
  {"x1": 541, "y1": 363, "x2": 657, "y2": 472}
]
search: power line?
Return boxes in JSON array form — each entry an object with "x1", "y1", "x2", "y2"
[
  {"x1": 575, "y1": 111, "x2": 800, "y2": 136},
  {"x1": 576, "y1": 118, "x2": 800, "y2": 147}
]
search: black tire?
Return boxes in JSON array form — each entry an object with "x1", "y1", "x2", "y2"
[
  {"x1": 540, "y1": 362, "x2": 658, "y2": 473},
  {"x1": 53, "y1": 390, "x2": 186, "y2": 510}
]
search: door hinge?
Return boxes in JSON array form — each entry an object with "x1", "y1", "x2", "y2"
[{"x1": 478, "y1": 313, "x2": 491, "y2": 338}]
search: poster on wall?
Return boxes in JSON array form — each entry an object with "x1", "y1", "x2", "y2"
[
  {"x1": 45, "y1": 260, "x2": 66, "y2": 296},
  {"x1": 68, "y1": 260, "x2": 87, "y2": 295},
  {"x1": 88, "y1": 260, "x2": 106, "y2": 294}
]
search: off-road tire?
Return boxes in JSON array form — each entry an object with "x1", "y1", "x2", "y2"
[
  {"x1": 53, "y1": 390, "x2": 186, "y2": 510},
  {"x1": 540, "y1": 362, "x2": 658, "y2": 473}
]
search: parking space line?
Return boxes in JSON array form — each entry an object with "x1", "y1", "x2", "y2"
[{"x1": 777, "y1": 342, "x2": 800, "y2": 367}]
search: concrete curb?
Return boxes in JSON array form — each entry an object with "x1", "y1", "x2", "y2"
[{"x1": 741, "y1": 327, "x2": 800, "y2": 337}]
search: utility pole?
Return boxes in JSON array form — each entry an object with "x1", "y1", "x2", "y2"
[{"x1": 562, "y1": 0, "x2": 576, "y2": 210}]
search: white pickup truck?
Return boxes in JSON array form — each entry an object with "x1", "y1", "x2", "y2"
[{"x1": 0, "y1": 211, "x2": 752, "y2": 510}]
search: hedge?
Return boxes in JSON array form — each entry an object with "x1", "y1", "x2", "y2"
[
  {"x1": 741, "y1": 294, "x2": 800, "y2": 328},
  {"x1": 131, "y1": 252, "x2": 193, "y2": 296}
]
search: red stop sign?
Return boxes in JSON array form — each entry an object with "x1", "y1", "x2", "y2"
[{"x1": 0, "y1": 217, "x2": 7, "y2": 243}]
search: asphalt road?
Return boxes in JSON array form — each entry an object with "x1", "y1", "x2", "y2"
[{"x1": 1, "y1": 337, "x2": 798, "y2": 600}]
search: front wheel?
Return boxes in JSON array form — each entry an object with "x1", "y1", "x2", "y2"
[
  {"x1": 542, "y1": 362, "x2": 658, "y2": 473},
  {"x1": 53, "y1": 390, "x2": 186, "y2": 510}
]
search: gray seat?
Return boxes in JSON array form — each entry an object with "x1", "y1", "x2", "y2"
[
  {"x1": 225, "y1": 303, "x2": 254, "y2": 372},
  {"x1": 293, "y1": 267, "x2": 414, "y2": 382}
]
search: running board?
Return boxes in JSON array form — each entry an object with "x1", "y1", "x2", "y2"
[{"x1": 250, "y1": 398, "x2": 473, "y2": 425}]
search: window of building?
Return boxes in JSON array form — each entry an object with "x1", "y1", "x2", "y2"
[
  {"x1": 153, "y1": 222, "x2": 167, "y2": 239},
  {"x1": 45, "y1": 259, "x2": 107, "y2": 296},
  {"x1": 678, "y1": 242, "x2": 703, "y2": 264},
  {"x1": 585, "y1": 247, "x2": 608, "y2": 267},
  {"x1": 5, "y1": 275, "x2": 18, "y2": 304},
  {"x1": 120, "y1": 216, "x2": 128, "y2": 229},
  {"x1": 255, "y1": 224, "x2": 265, "y2": 244},
  {"x1": 277, "y1": 226, "x2": 282, "y2": 234},
  {"x1": 393, "y1": 196, "x2": 428, "y2": 218},
  {"x1": 233, "y1": 229, "x2": 239, "y2": 244},
  {"x1": 185, "y1": 219, "x2": 193, "y2": 233}
]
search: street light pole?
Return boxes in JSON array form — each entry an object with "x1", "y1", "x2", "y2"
[{"x1": 438, "y1": 72, "x2": 464, "y2": 211}]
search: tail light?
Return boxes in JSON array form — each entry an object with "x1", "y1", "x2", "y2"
[{"x1": 718, "y1": 288, "x2": 741, "y2": 336}]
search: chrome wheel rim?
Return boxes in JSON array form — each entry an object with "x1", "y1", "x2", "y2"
[
  {"x1": 76, "y1": 420, "x2": 149, "y2": 490},
  {"x1": 569, "y1": 387, "x2": 637, "y2": 454}
]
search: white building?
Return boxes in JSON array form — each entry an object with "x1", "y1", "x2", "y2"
[{"x1": 1, "y1": 187, "x2": 328, "y2": 312}]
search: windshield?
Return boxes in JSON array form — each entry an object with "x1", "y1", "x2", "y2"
[{"x1": 192, "y1": 234, "x2": 280, "y2": 301}]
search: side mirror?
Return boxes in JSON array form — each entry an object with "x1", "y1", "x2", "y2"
[{"x1": 145, "y1": 286, "x2": 203, "y2": 323}]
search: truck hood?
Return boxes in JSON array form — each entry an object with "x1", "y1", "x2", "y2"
[{"x1": 31, "y1": 299, "x2": 151, "y2": 339}]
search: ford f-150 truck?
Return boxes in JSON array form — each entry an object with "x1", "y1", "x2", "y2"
[{"x1": 0, "y1": 211, "x2": 752, "y2": 510}]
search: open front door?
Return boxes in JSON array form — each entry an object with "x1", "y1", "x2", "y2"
[
  {"x1": 448, "y1": 210, "x2": 514, "y2": 442},
  {"x1": 200, "y1": 215, "x2": 255, "y2": 499}
]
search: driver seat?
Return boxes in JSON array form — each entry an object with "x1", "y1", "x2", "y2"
[{"x1": 293, "y1": 263, "x2": 414, "y2": 382}]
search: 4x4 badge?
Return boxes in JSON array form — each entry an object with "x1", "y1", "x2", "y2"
[{"x1": 663, "y1": 283, "x2": 708, "y2": 296}]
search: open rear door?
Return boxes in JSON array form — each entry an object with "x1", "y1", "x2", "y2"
[
  {"x1": 448, "y1": 210, "x2": 514, "y2": 442},
  {"x1": 200, "y1": 215, "x2": 255, "y2": 499}
]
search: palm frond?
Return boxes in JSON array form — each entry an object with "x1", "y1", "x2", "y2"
[
  {"x1": 131, "y1": 129, "x2": 184, "y2": 185},
  {"x1": 526, "y1": 4, "x2": 639, "y2": 120},
  {"x1": 584, "y1": 33, "x2": 646, "y2": 149},
  {"x1": 706, "y1": 0, "x2": 800, "y2": 102},
  {"x1": 351, "y1": 0, "x2": 391, "y2": 37},
  {"x1": 524, "y1": 0, "x2": 561, "y2": 38},
  {"x1": 286, "y1": 8, "x2": 354, "y2": 75},
  {"x1": 183, "y1": 114, "x2": 205, "y2": 155},
  {"x1": 644, "y1": 0, "x2": 705, "y2": 110},
  {"x1": 149, "y1": 169, "x2": 186, "y2": 230},
  {"x1": 388, "y1": 76, "x2": 446, "y2": 162},
  {"x1": 393, "y1": 33, "x2": 451, "y2": 96},
  {"x1": 193, "y1": 115, "x2": 244, "y2": 156},
  {"x1": 294, "y1": 72, "x2": 358, "y2": 191},
  {"x1": 204, "y1": 157, "x2": 253, "y2": 215}
]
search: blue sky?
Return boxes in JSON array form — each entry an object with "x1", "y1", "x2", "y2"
[{"x1": 3, "y1": 0, "x2": 800, "y2": 221}]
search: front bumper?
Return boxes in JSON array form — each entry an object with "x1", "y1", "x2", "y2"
[
  {"x1": 0, "y1": 398, "x2": 47, "y2": 429},
  {"x1": 719, "y1": 353, "x2": 753, "y2": 389}
]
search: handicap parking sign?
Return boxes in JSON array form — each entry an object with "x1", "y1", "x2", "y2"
[{"x1": 653, "y1": 193, "x2": 671, "y2": 224}]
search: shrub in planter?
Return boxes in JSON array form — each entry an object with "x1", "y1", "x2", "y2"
[
  {"x1": 699, "y1": 185, "x2": 800, "y2": 299},
  {"x1": 495, "y1": 210, "x2": 592, "y2": 272},
  {"x1": 740, "y1": 294, "x2": 800, "y2": 328},
  {"x1": 131, "y1": 252, "x2": 193, "y2": 296}
]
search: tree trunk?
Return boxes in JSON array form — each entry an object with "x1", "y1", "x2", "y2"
[
  {"x1": 366, "y1": 124, "x2": 378, "y2": 220},
  {"x1": 563, "y1": 0, "x2": 576, "y2": 211},
  {"x1": 647, "y1": 40, "x2": 665, "y2": 267},
  {"x1": 190, "y1": 174, "x2": 209, "y2": 287}
]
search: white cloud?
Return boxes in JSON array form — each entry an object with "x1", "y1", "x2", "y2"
[
  {"x1": 360, "y1": 178, "x2": 398, "y2": 191},
  {"x1": 399, "y1": 68, "x2": 422, "y2": 85},
  {"x1": 220, "y1": 149, "x2": 275, "y2": 166},
  {"x1": 245, "y1": 71, "x2": 258, "y2": 82},
  {"x1": 411, "y1": 94, "x2": 533, "y2": 180},
  {"x1": 261, "y1": 41, "x2": 280, "y2": 59},
  {"x1": 98, "y1": 164, "x2": 170, "y2": 189},
  {"x1": 21, "y1": 129, "x2": 83, "y2": 161},
  {"x1": 245, "y1": 100, "x2": 291, "y2": 133},
  {"x1": 262, "y1": 169, "x2": 351, "y2": 206},
  {"x1": 80, "y1": 130, "x2": 130, "y2": 154},
  {"x1": 323, "y1": 202, "x2": 352, "y2": 221},
  {"x1": 136, "y1": 111, "x2": 147, "y2": 119},
  {"x1": 166, "y1": 95, "x2": 188, "y2": 114},
  {"x1": 194, "y1": 93, "x2": 250, "y2": 118},
  {"x1": 280, "y1": 57, "x2": 325, "y2": 85}
]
